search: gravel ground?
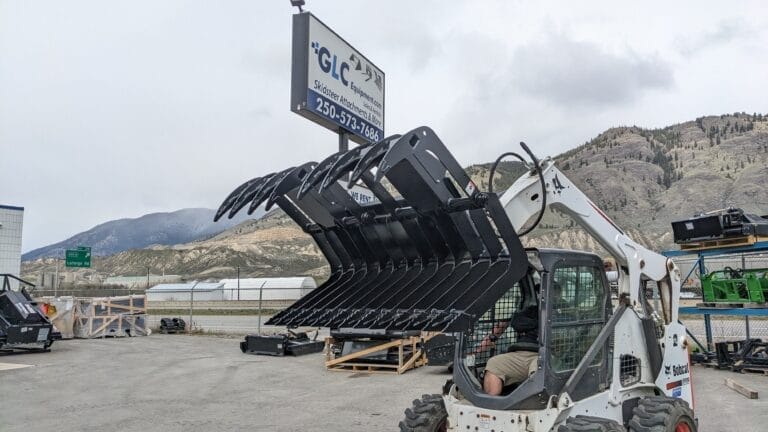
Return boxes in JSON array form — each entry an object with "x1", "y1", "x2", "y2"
[
  {"x1": 1, "y1": 335, "x2": 767, "y2": 431},
  {"x1": 146, "y1": 314, "x2": 768, "y2": 344}
]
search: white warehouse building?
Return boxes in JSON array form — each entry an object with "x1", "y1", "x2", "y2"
[
  {"x1": 145, "y1": 282, "x2": 226, "y2": 302},
  {"x1": 0, "y1": 205, "x2": 24, "y2": 288},
  {"x1": 219, "y1": 277, "x2": 316, "y2": 301}
]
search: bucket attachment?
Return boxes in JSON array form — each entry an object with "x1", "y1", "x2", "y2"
[{"x1": 215, "y1": 127, "x2": 529, "y2": 332}]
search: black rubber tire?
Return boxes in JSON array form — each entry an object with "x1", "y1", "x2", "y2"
[
  {"x1": 628, "y1": 396, "x2": 697, "y2": 432},
  {"x1": 558, "y1": 415, "x2": 626, "y2": 432},
  {"x1": 399, "y1": 394, "x2": 448, "y2": 432}
]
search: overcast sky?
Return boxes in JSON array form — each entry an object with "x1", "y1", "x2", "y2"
[{"x1": 1, "y1": 1, "x2": 766, "y2": 252}]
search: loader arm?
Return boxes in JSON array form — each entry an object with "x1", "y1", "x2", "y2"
[{"x1": 499, "y1": 158, "x2": 682, "y2": 324}]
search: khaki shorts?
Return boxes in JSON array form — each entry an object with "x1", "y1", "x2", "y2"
[{"x1": 485, "y1": 351, "x2": 539, "y2": 386}]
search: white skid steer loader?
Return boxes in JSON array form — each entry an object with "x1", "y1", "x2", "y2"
[{"x1": 216, "y1": 127, "x2": 696, "y2": 432}]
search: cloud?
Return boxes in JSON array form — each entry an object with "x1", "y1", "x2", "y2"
[
  {"x1": 507, "y1": 34, "x2": 674, "y2": 108},
  {"x1": 676, "y1": 19, "x2": 753, "y2": 57}
]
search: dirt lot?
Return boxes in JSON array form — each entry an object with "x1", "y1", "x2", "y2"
[{"x1": 1, "y1": 335, "x2": 767, "y2": 431}]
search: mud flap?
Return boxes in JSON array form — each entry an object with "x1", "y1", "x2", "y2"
[{"x1": 214, "y1": 127, "x2": 529, "y2": 332}]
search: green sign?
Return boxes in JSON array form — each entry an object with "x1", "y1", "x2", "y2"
[{"x1": 65, "y1": 246, "x2": 91, "y2": 268}]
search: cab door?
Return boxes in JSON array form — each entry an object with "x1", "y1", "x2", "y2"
[{"x1": 544, "y1": 255, "x2": 612, "y2": 400}]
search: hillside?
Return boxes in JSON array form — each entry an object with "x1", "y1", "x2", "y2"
[
  {"x1": 21, "y1": 113, "x2": 768, "y2": 283},
  {"x1": 538, "y1": 112, "x2": 768, "y2": 251},
  {"x1": 22, "y1": 207, "x2": 262, "y2": 261}
]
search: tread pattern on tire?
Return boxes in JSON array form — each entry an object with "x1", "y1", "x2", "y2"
[
  {"x1": 557, "y1": 415, "x2": 626, "y2": 432},
  {"x1": 628, "y1": 396, "x2": 696, "y2": 432},
  {"x1": 399, "y1": 394, "x2": 448, "y2": 432}
]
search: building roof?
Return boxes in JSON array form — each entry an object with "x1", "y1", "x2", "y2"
[
  {"x1": 106, "y1": 275, "x2": 181, "y2": 284},
  {"x1": 219, "y1": 277, "x2": 316, "y2": 289},
  {"x1": 0, "y1": 204, "x2": 24, "y2": 211},
  {"x1": 146, "y1": 282, "x2": 224, "y2": 293}
]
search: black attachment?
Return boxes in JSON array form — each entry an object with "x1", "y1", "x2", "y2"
[
  {"x1": 215, "y1": 127, "x2": 530, "y2": 332},
  {"x1": 0, "y1": 274, "x2": 58, "y2": 353}
]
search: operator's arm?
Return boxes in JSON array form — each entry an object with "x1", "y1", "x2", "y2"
[{"x1": 474, "y1": 320, "x2": 509, "y2": 354}]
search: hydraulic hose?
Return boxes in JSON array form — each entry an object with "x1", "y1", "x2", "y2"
[{"x1": 487, "y1": 142, "x2": 546, "y2": 236}]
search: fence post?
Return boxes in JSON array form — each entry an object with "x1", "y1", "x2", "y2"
[
  {"x1": 257, "y1": 281, "x2": 266, "y2": 334},
  {"x1": 188, "y1": 280, "x2": 199, "y2": 334}
]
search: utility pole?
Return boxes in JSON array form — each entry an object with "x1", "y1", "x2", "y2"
[
  {"x1": 237, "y1": 266, "x2": 240, "y2": 301},
  {"x1": 54, "y1": 258, "x2": 59, "y2": 297},
  {"x1": 146, "y1": 266, "x2": 150, "y2": 290}
]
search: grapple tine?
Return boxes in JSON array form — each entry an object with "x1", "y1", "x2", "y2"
[
  {"x1": 297, "y1": 151, "x2": 345, "y2": 199},
  {"x1": 246, "y1": 167, "x2": 295, "y2": 215},
  {"x1": 224, "y1": 174, "x2": 275, "y2": 220},
  {"x1": 319, "y1": 146, "x2": 369, "y2": 192},
  {"x1": 265, "y1": 162, "x2": 317, "y2": 211},
  {"x1": 214, "y1": 176, "x2": 261, "y2": 222},
  {"x1": 348, "y1": 139, "x2": 394, "y2": 187},
  {"x1": 319, "y1": 136, "x2": 400, "y2": 192}
]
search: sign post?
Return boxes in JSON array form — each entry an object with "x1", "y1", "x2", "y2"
[{"x1": 291, "y1": 12, "x2": 385, "y2": 146}]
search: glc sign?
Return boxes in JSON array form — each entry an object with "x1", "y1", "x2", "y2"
[{"x1": 291, "y1": 12, "x2": 385, "y2": 144}]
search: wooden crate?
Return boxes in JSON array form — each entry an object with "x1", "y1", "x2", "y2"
[
  {"x1": 324, "y1": 333, "x2": 438, "y2": 375},
  {"x1": 74, "y1": 295, "x2": 148, "y2": 338}
]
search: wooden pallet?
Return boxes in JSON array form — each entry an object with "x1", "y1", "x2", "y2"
[
  {"x1": 679, "y1": 235, "x2": 768, "y2": 251},
  {"x1": 324, "y1": 333, "x2": 437, "y2": 375},
  {"x1": 326, "y1": 362, "x2": 423, "y2": 374},
  {"x1": 740, "y1": 367, "x2": 768, "y2": 376},
  {"x1": 696, "y1": 362, "x2": 722, "y2": 369},
  {"x1": 696, "y1": 302, "x2": 768, "y2": 309}
]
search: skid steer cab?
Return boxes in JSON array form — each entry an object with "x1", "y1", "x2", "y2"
[
  {"x1": 215, "y1": 126, "x2": 696, "y2": 432},
  {"x1": 451, "y1": 249, "x2": 612, "y2": 410}
]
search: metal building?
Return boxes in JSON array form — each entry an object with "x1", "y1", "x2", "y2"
[
  {"x1": 145, "y1": 282, "x2": 226, "y2": 302},
  {"x1": 219, "y1": 277, "x2": 316, "y2": 301},
  {"x1": 0, "y1": 205, "x2": 24, "y2": 288}
]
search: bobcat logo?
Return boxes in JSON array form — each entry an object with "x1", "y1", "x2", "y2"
[{"x1": 664, "y1": 364, "x2": 689, "y2": 376}]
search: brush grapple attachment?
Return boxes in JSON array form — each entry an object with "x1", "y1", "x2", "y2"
[{"x1": 215, "y1": 127, "x2": 528, "y2": 332}]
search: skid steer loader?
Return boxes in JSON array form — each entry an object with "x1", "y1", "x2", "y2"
[{"x1": 215, "y1": 127, "x2": 696, "y2": 431}]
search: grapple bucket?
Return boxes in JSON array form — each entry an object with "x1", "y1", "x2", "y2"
[{"x1": 215, "y1": 127, "x2": 528, "y2": 332}]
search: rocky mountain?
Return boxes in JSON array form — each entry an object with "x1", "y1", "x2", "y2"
[
  {"x1": 22, "y1": 207, "x2": 263, "y2": 261},
  {"x1": 21, "y1": 113, "x2": 768, "y2": 283},
  {"x1": 538, "y1": 112, "x2": 768, "y2": 251}
]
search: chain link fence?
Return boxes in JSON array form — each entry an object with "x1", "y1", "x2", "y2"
[{"x1": 31, "y1": 285, "x2": 145, "y2": 298}]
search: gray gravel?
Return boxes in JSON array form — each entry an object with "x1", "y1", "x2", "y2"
[{"x1": 1, "y1": 335, "x2": 766, "y2": 431}]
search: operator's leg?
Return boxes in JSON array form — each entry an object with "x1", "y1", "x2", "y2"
[
  {"x1": 483, "y1": 369, "x2": 504, "y2": 395},
  {"x1": 483, "y1": 351, "x2": 538, "y2": 395}
]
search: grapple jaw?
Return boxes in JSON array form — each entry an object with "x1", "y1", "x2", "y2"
[{"x1": 215, "y1": 127, "x2": 529, "y2": 332}]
